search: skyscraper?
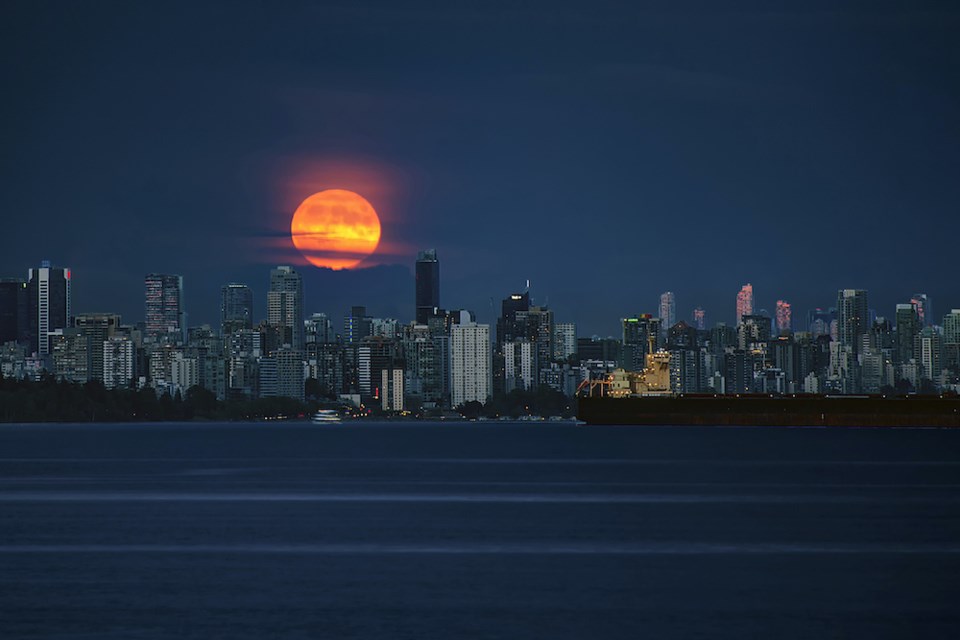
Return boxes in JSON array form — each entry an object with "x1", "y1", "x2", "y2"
[
  {"x1": 0, "y1": 278, "x2": 28, "y2": 345},
  {"x1": 943, "y1": 309, "x2": 960, "y2": 373},
  {"x1": 895, "y1": 303, "x2": 920, "y2": 365},
  {"x1": 622, "y1": 314, "x2": 661, "y2": 370},
  {"x1": 917, "y1": 327, "x2": 942, "y2": 382},
  {"x1": 836, "y1": 289, "x2": 868, "y2": 355},
  {"x1": 144, "y1": 274, "x2": 184, "y2": 344},
  {"x1": 552, "y1": 322, "x2": 577, "y2": 361},
  {"x1": 267, "y1": 266, "x2": 303, "y2": 350},
  {"x1": 415, "y1": 249, "x2": 440, "y2": 325},
  {"x1": 775, "y1": 300, "x2": 792, "y2": 333},
  {"x1": 736, "y1": 284, "x2": 753, "y2": 324},
  {"x1": 344, "y1": 305, "x2": 371, "y2": 344},
  {"x1": 496, "y1": 292, "x2": 530, "y2": 349},
  {"x1": 503, "y1": 339, "x2": 536, "y2": 392},
  {"x1": 692, "y1": 307, "x2": 706, "y2": 331},
  {"x1": 28, "y1": 261, "x2": 72, "y2": 356},
  {"x1": 102, "y1": 336, "x2": 135, "y2": 389},
  {"x1": 221, "y1": 283, "x2": 253, "y2": 335},
  {"x1": 659, "y1": 292, "x2": 676, "y2": 333},
  {"x1": 450, "y1": 314, "x2": 491, "y2": 407},
  {"x1": 74, "y1": 313, "x2": 121, "y2": 382},
  {"x1": 910, "y1": 293, "x2": 933, "y2": 327}
]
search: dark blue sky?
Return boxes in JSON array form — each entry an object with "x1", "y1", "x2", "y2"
[{"x1": 2, "y1": 1, "x2": 958, "y2": 336}]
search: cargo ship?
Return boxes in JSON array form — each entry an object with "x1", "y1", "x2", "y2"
[
  {"x1": 575, "y1": 338, "x2": 960, "y2": 427},
  {"x1": 577, "y1": 394, "x2": 960, "y2": 427}
]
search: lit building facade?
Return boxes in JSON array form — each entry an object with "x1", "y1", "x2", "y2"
[
  {"x1": 450, "y1": 318, "x2": 490, "y2": 407},
  {"x1": 659, "y1": 291, "x2": 676, "y2": 334},
  {"x1": 144, "y1": 274, "x2": 184, "y2": 344},
  {"x1": 381, "y1": 367, "x2": 404, "y2": 411},
  {"x1": 692, "y1": 307, "x2": 706, "y2": 331},
  {"x1": 943, "y1": 310, "x2": 960, "y2": 374},
  {"x1": 102, "y1": 336, "x2": 135, "y2": 390},
  {"x1": 552, "y1": 322, "x2": 577, "y2": 361},
  {"x1": 910, "y1": 293, "x2": 932, "y2": 327},
  {"x1": 50, "y1": 329, "x2": 89, "y2": 383},
  {"x1": 735, "y1": 283, "x2": 753, "y2": 324},
  {"x1": 775, "y1": 300, "x2": 791, "y2": 333}
]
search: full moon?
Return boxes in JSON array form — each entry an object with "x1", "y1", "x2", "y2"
[{"x1": 290, "y1": 189, "x2": 382, "y2": 270}]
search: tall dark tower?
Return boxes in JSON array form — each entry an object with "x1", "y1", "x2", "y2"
[
  {"x1": 415, "y1": 249, "x2": 440, "y2": 325},
  {"x1": 27, "y1": 261, "x2": 72, "y2": 356},
  {"x1": 221, "y1": 283, "x2": 253, "y2": 335},
  {"x1": 0, "y1": 278, "x2": 28, "y2": 345}
]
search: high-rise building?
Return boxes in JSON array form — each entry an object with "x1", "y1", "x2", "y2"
[
  {"x1": 527, "y1": 306, "x2": 553, "y2": 369},
  {"x1": 275, "y1": 349, "x2": 305, "y2": 401},
  {"x1": 496, "y1": 292, "x2": 530, "y2": 348},
  {"x1": 692, "y1": 307, "x2": 706, "y2": 331},
  {"x1": 736, "y1": 284, "x2": 753, "y2": 324},
  {"x1": 775, "y1": 300, "x2": 792, "y2": 333},
  {"x1": 381, "y1": 367, "x2": 404, "y2": 412},
  {"x1": 450, "y1": 314, "x2": 490, "y2": 407},
  {"x1": 49, "y1": 328, "x2": 88, "y2": 383},
  {"x1": 27, "y1": 261, "x2": 72, "y2": 356},
  {"x1": 144, "y1": 274, "x2": 184, "y2": 344},
  {"x1": 917, "y1": 327, "x2": 942, "y2": 382},
  {"x1": 221, "y1": 283, "x2": 253, "y2": 335},
  {"x1": 102, "y1": 336, "x2": 135, "y2": 389},
  {"x1": 836, "y1": 289, "x2": 868, "y2": 355},
  {"x1": 895, "y1": 303, "x2": 919, "y2": 365},
  {"x1": 267, "y1": 266, "x2": 303, "y2": 350},
  {"x1": 170, "y1": 351, "x2": 200, "y2": 393},
  {"x1": 943, "y1": 309, "x2": 960, "y2": 374},
  {"x1": 659, "y1": 292, "x2": 676, "y2": 334},
  {"x1": 305, "y1": 313, "x2": 334, "y2": 345},
  {"x1": 344, "y1": 305, "x2": 371, "y2": 344},
  {"x1": 258, "y1": 349, "x2": 304, "y2": 400},
  {"x1": 622, "y1": 315, "x2": 661, "y2": 370},
  {"x1": 807, "y1": 308, "x2": 835, "y2": 338},
  {"x1": 401, "y1": 323, "x2": 444, "y2": 407},
  {"x1": 74, "y1": 313, "x2": 121, "y2": 382},
  {"x1": 415, "y1": 249, "x2": 440, "y2": 325},
  {"x1": 910, "y1": 293, "x2": 932, "y2": 327},
  {"x1": 357, "y1": 336, "x2": 398, "y2": 398},
  {"x1": 552, "y1": 323, "x2": 577, "y2": 361},
  {"x1": 503, "y1": 339, "x2": 536, "y2": 392},
  {"x1": 0, "y1": 278, "x2": 28, "y2": 345}
]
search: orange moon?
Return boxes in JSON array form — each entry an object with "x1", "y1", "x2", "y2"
[{"x1": 290, "y1": 189, "x2": 382, "y2": 270}]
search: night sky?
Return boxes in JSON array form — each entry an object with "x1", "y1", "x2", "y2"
[{"x1": 3, "y1": 2, "x2": 958, "y2": 336}]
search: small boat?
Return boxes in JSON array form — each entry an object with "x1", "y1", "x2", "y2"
[{"x1": 311, "y1": 409, "x2": 342, "y2": 424}]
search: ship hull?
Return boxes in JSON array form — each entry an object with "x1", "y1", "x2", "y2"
[{"x1": 577, "y1": 395, "x2": 960, "y2": 427}]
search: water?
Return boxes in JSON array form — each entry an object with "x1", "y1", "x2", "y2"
[{"x1": 1, "y1": 422, "x2": 959, "y2": 639}]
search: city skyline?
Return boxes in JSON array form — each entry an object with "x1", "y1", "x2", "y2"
[
  {"x1": 0, "y1": 256, "x2": 953, "y2": 340},
  {"x1": 2, "y1": 4, "x2": 958, "y2": 338},
  {"x1": 5, "y1": 250, "x2": 956, "y2": 405}
]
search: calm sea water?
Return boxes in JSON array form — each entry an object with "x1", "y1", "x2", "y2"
[{"x1": 1, "y1": 422, "x2": 959, "y2": 639}]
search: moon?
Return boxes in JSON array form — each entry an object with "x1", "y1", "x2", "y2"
[{"x1": 290, "y1": 189, "x2": 382, "y2": 270}]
